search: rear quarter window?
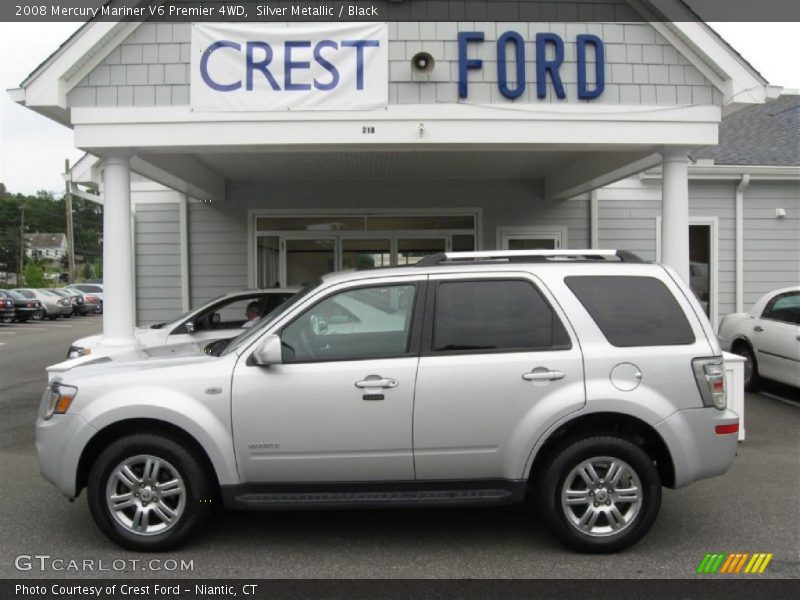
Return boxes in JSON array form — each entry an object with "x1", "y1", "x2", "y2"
[{"x1": 565, "y1": 275, "x2": 695, "y2": 347}]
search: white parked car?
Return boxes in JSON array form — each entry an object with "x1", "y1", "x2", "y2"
[
  {"x1": 66, "y1": 288, "x2": 299, "y2": 359},
  {"x1": 718, "y1": 286, "x2": 800, "y2": 390}
]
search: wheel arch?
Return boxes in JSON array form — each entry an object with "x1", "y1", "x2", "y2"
[
  {"x1": 76, "y1": 418, "x2": 220, "y2": 497},
  {"x1": 527, "y1": 412, "x2": 676, "y2": 489}
]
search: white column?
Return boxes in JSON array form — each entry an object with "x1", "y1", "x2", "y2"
[
  {"x1": 660, "y1": 147, "x2": 690, "y2": 283},
  {"x1": 99, "y1": 153, "x2": 138, "y2": 347}
]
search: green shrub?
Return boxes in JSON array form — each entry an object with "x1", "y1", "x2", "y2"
[{"x1": 22, "y1": 263, "x2": 48, "y2": 287}]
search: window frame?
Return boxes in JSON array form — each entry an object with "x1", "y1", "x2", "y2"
[
  {"x1": 277, "y1": 280, "x2": 427, "y2": 365},
  {"x1": 421, "y1": 276, "x2": 573, "y2": 357}
]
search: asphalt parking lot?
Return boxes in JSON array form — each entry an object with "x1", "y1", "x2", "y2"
[{"x1": 0, "y1": 317, "x2": 798, "y2": 579}]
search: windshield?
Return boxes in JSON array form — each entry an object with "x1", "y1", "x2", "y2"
[
  {"x1": 50, "y1": 289, "x2": 69, "y2": 297},
  {"x1": 40, "y1": 289, "x2": 59, "y2": 296},
  {"x1": 159, "y1": 293, "x2": 229, "y2": 330},
  {"x1": 5, "y1": 291, "x2": 24, "y2": 300},
  {"x1": 74, "y1": 284, "x2": 103, "y2": 293},
  {"x1": 220, "y1": 282, "x2": 320, "y2": 356},
  {"x1": 15, "y1": 290, "x2": 35, "y2": 298}
]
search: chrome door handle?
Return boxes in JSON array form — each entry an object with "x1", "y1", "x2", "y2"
[
  {"x1": 753, "y1": 325, "x2": 764, "y2": 332},
  {"x1": 522, "y1": 369, "x2": 566, "y2": 382},
  {"x1": 355, "y1": 376, "x2": 398, "y2": 389}
]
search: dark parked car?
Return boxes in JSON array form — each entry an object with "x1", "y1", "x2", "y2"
[
  {"x1": 0, "y1": 291, "x2": 15, "y2": 322},
  {"x1": 0, "y1": 289, "x2": 42, "y2": 322}
]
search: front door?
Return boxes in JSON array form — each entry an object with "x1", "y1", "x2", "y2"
[
  {"x1": 232, "y1": 278, "x2": 423, "y2": 483},
  {"x1": 754, "y1": 290, "x2": 800, "y2": 386},
  {"x1": 413, "y1": 274, "x2": 585, "y2": 480}
]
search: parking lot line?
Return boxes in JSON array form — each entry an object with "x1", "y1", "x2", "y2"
[{"x1": 760, "y1": 391, "x2": 800, "y2": 408}]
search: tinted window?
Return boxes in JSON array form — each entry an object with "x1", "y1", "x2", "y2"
[
  {"x1": 432, "y1": 280, "x2": 571, "y2": 352},
  {"x1": 282, "y1": 284, "x2": 416, "y2": 363},
  {"x1": 73, "y1": 285, "x2": 102, "y2": 293},
  {"x1": 763, "y1": 292, "x2": 800, "y2": 325},
  {"x1": 566, "y1": 276, "x2": 695, "y2": 347}
]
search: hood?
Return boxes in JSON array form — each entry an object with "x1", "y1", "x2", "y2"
[
  {"x1": 72, "y1": 326, "x2": 161, "y2": 350},
  {"x1": 48, "y1": 340, "x2": 210, "y2": 382}
]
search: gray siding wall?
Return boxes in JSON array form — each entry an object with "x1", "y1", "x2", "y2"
[
  {"x1": 67, "y1": 19, "x2": 720, "y2": 108},
  {"x1": 598, "y1": 178, "x2": 800, "y2": 319},
  {"x1": 742, "y1": 181, "x2": 800, "y2": 307},
  {"x1": 134, "y1": 203, "x2": 182, "y2": 324}
]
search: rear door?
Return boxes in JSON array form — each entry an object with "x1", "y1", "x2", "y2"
[{"x1": 413, "y1": 273, "x2": 585, "y2": 480}]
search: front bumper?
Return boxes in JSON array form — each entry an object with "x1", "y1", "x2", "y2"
[
  {"x1": 1, "y1": 308, "x2": 14, "y2": 319},
  {"x1": 36, "y1": 413, "x2": 97, "y2": 498},
  {"x1": 656, "y1": 407, "x2": 740, "y2": 488}
]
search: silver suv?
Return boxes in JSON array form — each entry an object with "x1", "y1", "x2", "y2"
[{"x1": 36, "y1": 250, "x2": 739, "y2": 553}]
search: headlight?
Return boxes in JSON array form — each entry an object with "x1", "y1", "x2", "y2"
[
  {"x1": 43, "y1": 383, "x2": 78, "y2": 419},
  {"x1": 67, "y1": 346, "x2": 91, "y2": 359}
]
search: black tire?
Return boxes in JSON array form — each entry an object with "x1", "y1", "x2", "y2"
[
  {"x1": 87, "y1": 433, "x2": 214, "y2": 551},
  {"x1": 16, "y1": 316, "x2": 28, "y2": 323},
  {"x1": 735, "y1": 344, "x2": 760, "y2": 392},
  {"x1": 63, "y1": 313, "x2": 72, "y2": 319},
  {"x1": 536, "y1": 436, "x2": 661, "y2": 554}
]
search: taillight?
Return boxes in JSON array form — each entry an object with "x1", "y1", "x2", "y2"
[
  {"x1": 715, "y1": 423, "x2": 739, "y2": 435},
  {"x1": 692, "y1": 357, "x2": 726, "y2": 410}
]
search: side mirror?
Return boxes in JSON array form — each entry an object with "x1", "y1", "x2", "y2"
[
  {"x1": 252, "y1": 334, "x2": 283, "y2": 366},
  {"x1": 185, "y1": 321, "x2": 195, "y2": 334}
]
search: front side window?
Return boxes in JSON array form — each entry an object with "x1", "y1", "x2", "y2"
[
  {"x1": 281, "y1": 284, "x2": 417, "y2": 363},
  {"x1": 566, "y1": 276, "x2": 695, "y2": 347},
  {"x1": 431, "y1": 279, "x2": 571, "y2": 353},
  {"x1": 762, "y1": 292, "x2": 800, "y2": 325}
]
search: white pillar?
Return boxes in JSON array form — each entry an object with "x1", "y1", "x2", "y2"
[
  {"x1": 660, "y1": 147, "x2": 690, "y2": 283},
  {"x1": 99, "y1": 153, "x2": 138, "y2": 347}
]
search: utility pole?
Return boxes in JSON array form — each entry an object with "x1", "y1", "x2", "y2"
[
  {"x1": 64, "y1": 158, "x2": 76, "y2": 283},
  {"x1": 17, "y1": 204, "x2": 25, "y2": 285}
]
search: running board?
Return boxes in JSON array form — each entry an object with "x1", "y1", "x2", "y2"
[{"x1": 222, "y1": 480, "x2": 526, "y2": 510}]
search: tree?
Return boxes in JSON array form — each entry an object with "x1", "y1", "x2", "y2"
[{"x1": 22, "y1": 262, "x2": 48, "y2": 287}]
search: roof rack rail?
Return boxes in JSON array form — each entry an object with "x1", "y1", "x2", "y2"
[{"x1": 414, "y1": 249, "x2": 644, "y2": 267}]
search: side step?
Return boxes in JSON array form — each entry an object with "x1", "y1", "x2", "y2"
[{"x1": 222, "y1": 481, "x2": 526, "y2": 510}]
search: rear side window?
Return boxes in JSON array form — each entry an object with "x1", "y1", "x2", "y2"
[
  {"x1": 762, "y1": 291, "x2": 800, "y2": 325},
  {"x1": 566, "y1": 276, "x2": 695, "y2": 347},
  {"x1": 432, "y1": 279, "x2": 571, "y2": 352}
]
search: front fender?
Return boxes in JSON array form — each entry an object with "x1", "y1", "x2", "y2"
[{"x1": 79, "y1": 386, "x2": 239, "y2": 486}]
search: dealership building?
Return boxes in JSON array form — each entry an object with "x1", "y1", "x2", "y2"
[{"x1": 9, "y1": 1, "x2": 799, "y2": 346}]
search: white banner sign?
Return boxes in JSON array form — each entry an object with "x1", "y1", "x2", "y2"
[{"x1": 191, "y1": 22, "x2": 388, "y2": 111}]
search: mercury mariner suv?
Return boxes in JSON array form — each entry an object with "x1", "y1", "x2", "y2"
[{"x1": 35, "y1": 250, "x2": 739, "y2": 553}]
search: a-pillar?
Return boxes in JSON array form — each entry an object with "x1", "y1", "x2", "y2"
[
  {"x1": 660, "y1": 147, "x2": 691, "y2": 283},
  {"x1": 99, "y1": 153, "x2": 138, "y2": 348}
]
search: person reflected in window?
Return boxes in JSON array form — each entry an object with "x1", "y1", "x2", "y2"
[{"x1": 242, "y1": 301, "x2": 262, "y2": 328}]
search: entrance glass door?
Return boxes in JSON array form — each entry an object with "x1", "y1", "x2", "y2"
[
  {"x1": 689, "y1": 225, "x2": 711, "y2": 317},
  {"x1": 397, "y1": 238, "x2": 447, "y2": 265},
  {"x1": 342, "y1": 238, "x2": 391, "y2": 270},
  {"x1": 285, "y1": 238, "x2": 336, "y2": 286}
]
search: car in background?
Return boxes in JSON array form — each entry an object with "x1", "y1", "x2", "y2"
[
  {"x1": 50, "y1": 288, "x2": 88, "y2": 316},
  {"x1": 718, "y1": 286, "x2": 800, "y2": 390},
  {"x1": 0, "y1": 291, "x2": 16, "y2": 322},
  {"x1": 66, "y1": 283, "x2": 104, "y2": 313},
  {"x1": 66, "y1": 288, "x2": 299, "y2": 358},
  {"x1": 0, "y1": 289, "x2": 42, "y2": 322},
  {"x1": 13, "y1": 289, "x2": 71, "y2": 320}
]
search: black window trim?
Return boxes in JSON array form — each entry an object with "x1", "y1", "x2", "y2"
[
  {"x1": 421, "y1": 276, "x2": 573, "y2": 357},
  {"x1": 277, "y1": 280, "x2": 427, "y2": 365}
]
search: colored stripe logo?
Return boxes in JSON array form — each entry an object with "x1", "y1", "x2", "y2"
[{"x1": 697, "y1": 552, "x2": 773, "y2": 574}]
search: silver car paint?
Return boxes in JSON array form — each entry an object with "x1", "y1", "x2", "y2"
[{"x1": 36, "y1": 260, "x2": 737, "y2": 499}]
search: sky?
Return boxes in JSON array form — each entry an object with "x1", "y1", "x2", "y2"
[{"x1": 1, "y1": 21, "x2": 799, "y2": 195}]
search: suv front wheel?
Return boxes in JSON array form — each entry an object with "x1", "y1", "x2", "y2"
[
  {"x1": 87, "y1": 433, "x2": 213, "y2": 551},
  {"x1": 538, "y1": 436, "x2": 661, "y2": 553}
]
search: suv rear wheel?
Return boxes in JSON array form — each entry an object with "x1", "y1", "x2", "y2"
[
  {"x1": 87, "y1": 433, "x2": 213, "y2": 551},
  {"x1": 538, "y1": 436, "x2": 661, "y2": 553}
]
